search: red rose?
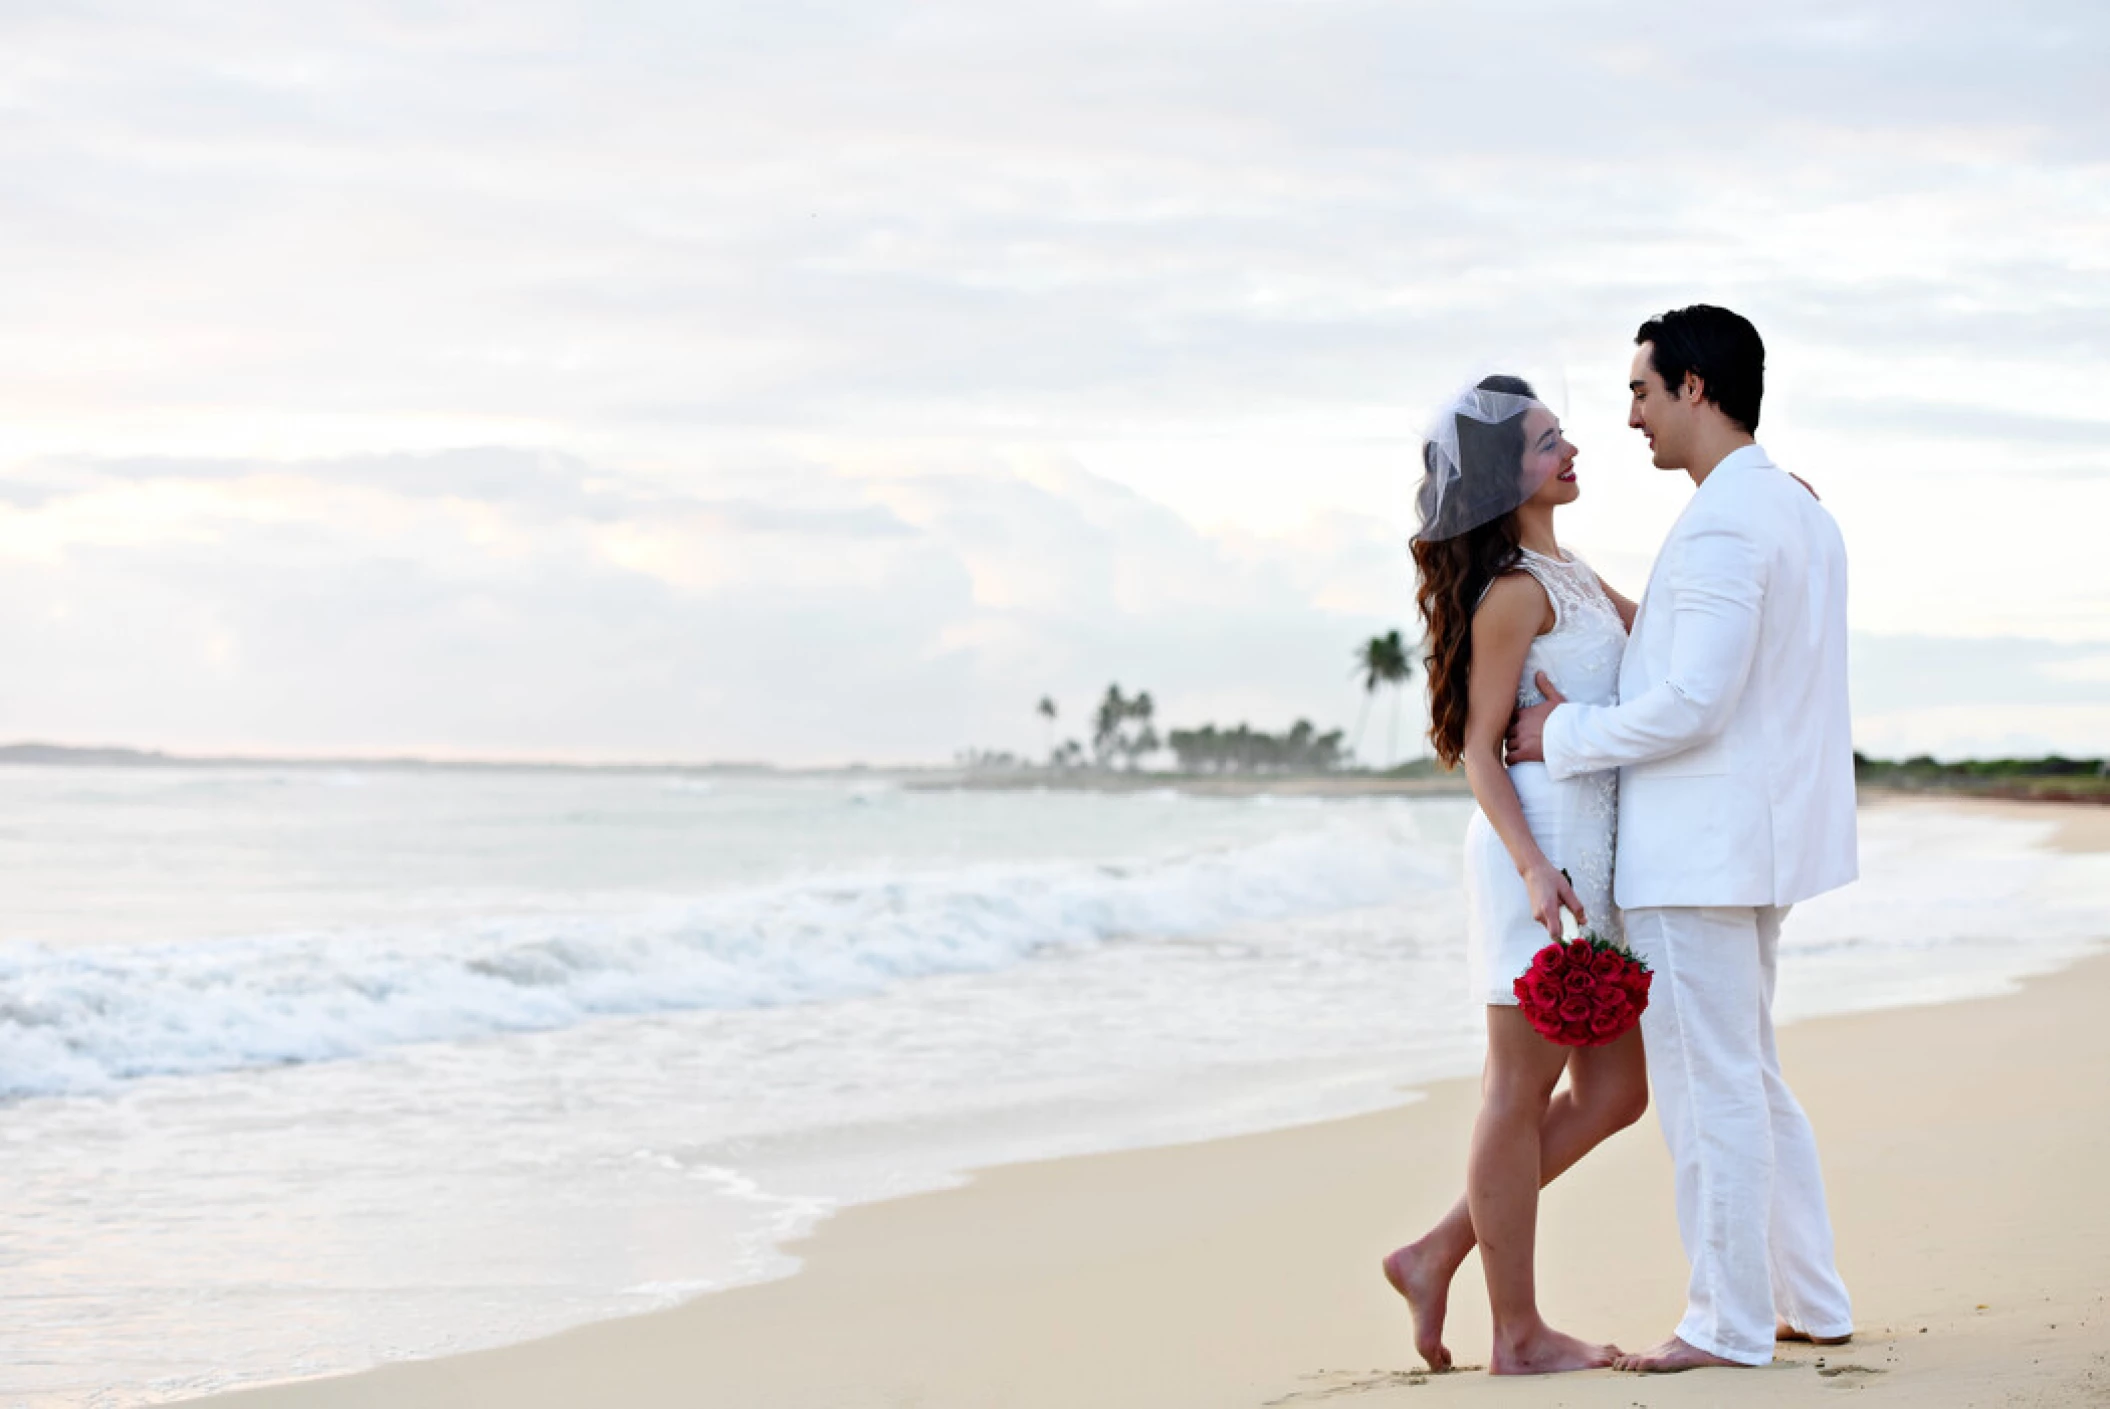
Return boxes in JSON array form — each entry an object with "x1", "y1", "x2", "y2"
[{"x1": 1518, "y1": 939, "x2": 1650, "y2": 1045}]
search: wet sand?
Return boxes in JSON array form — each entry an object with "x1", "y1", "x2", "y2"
[{"x1": 195, "y1": 800, "x2": 2110, "y2": 1409}]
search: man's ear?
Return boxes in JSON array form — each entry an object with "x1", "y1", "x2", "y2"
[{"x1": 1680, "y1": 370, "x2": 1706, "y2": 405}]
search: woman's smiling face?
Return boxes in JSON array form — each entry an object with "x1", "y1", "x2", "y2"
[{"x1": 1519, "y1": 406, "x2": 1579, "y2": 508}]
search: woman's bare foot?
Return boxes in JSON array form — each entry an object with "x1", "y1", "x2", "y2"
[
  {"x1": 1488, "y1": 1325, "x2": 1620, "y2": 1375},
  {"x1": 1777, "y1": 1321, "x2": 1852, "y2": 1345},
  {"x1": 1380, "y1": 1243, "x2": 1454, "y2": 1371},
  {"x1": 1613, "y1": 1335, "x2": 1742, "y2": 1372}
]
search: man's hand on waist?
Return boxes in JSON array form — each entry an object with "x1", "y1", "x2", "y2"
[{"x1": 1504, "y1": 673, "x2": 1568, "y2": 765}]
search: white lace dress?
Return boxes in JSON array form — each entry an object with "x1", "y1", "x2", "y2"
[{"x1": 1464, "y1": 548, "x2": 1627, "y2": 1005}]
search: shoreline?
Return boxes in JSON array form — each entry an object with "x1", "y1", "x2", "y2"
[
  {"x1": 907, "y1": 769, "x2": 1471, "y2": 797},
  {"x1": 193, "y1": 797, "x2": 2110, "y2": 1409},
  {"x1": 915, "y1": 773, "x2": 2110, "y2": 805},
  {"x1": 1878, "y1": 791, "x2": 2110, "y2": 852},
  {"x1": 4, "y1": 743, "x2": 2101, "y2": 810}
]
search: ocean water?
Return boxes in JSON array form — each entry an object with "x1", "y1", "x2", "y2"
[{"x1": 0, "y1": 768, "x2": 2104, "y2": 1405}]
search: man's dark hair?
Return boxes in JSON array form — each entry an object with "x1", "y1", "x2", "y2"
[{"x1": 1636, "y1": 304, "x2": 1765, "y2": 433}]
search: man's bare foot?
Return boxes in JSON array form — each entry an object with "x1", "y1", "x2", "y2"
[
  {"x1": 1380, "y1": 1243, "x2": 1454, "y2": 1371},
  {"x1": 1613, "y1": 1335, "x2": 1743, "y2": 1373},
  {"x1": 1777, "y1": 1321, "x2": 1852, "y2": 1345},
  {"x1": 1489, "y1": 1325, "x2": 1620, "y2": 1376}
]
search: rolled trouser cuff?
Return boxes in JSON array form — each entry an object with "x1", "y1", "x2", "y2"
[{"x1": 1673, "y1": 1320, "x2": 1773, "y2": 1367}]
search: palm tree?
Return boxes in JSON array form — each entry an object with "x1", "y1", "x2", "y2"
[
  {"x1": 1036, "y1": 696, "x2": 1058, "y2": 763},
  {"x1": 1092, "y1": 684, "x2": 1129, "y2": 768},
  {"x1": 1351, "y1": 630, "x2": 1414, "y2": 768},
  {"x1": 1128, "y1": 691, "x2": 1155, "y2": 769}
]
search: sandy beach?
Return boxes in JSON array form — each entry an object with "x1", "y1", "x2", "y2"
[{"x1": 194, "y1": 797, "x2": 2110, "y2": 1409}]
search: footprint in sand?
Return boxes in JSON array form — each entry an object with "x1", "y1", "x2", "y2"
[
  {"x1": 1262, "y1": 1367, "x2": 1462, "y2": 1403},
  {"x1": 1817, "y1": 1363, "x2": 1886, "y2": 1379}
]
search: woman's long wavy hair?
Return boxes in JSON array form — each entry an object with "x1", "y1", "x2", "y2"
[{"x1": 1411, "y1": 375, "x2": 1535, "y2": 769}]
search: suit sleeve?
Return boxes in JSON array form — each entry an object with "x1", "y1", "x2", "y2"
[{"x1": 1542, "y1": 518, "x2": 1766, "y2": 780}]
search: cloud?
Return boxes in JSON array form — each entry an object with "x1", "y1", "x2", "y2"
[
  {"x1": 1851, "y1": 634, "x2": 2110, "y2": 714},
  {"x1": 1852, "y1": 704, "x2": 2110, "y2": 762},
  {"x1": 6, "y1": 0, "x2": 2106, "y2": 443},
  {"x1": 0, "y1": 448, "x2": 1404, "y2": 761},
  {"x1": 1804, "y1": 403, "x2": 2110, "y2": 452},
  {"x1": 4, "y1": 447, "x2": 2101, "y2": 763},
  {"x1": 1, "y1": 0, "x2": 2105, "y2": 757}
]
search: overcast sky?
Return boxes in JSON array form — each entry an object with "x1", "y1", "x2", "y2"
[{"x1": 3, "y1": 0, "x2": 2106, "y2": 763}]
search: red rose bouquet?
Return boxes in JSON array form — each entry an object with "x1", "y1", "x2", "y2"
[{"x1": 1512, "y1": 931, "x2": 1652, "y2": 1047}]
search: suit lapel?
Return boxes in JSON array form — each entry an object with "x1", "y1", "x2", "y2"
[
  {"x1": 1622, "y1": 492, "x2": 1705, "y2": 691},
  {"x1": 1622, "y1": 447, "x2": 1771, "y2": 691}
]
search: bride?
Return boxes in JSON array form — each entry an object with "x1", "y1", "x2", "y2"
[{"x1": 1380, "y1": 376, "x2": 1647, "y2": 1374}]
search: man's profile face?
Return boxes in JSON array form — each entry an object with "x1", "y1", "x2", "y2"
[{"x1": 1627, "y1": 343, "x2": 1692, "y2": 470}]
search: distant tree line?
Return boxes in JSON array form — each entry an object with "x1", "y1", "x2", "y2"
[
  {"x1": 1018, "y1": 684, "x2": 1347, "y2": 775},
  {"x1": 1853, "y1": 752, "x2": 2106, "y2": 777},
  {"x1": 1854, "y1": 752, "x2": 2110, "y2": 801},
  {"x1": 982, "y1": 630, "x2": 1420, "y2": 776},
  {"x1": 1165, "y1": 720, "x2": 1347, "y2": 774}
]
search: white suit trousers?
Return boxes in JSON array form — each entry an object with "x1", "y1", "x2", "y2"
[{"x1": 1624, "y1": 905, "x2": 1854, "y2": 1364}]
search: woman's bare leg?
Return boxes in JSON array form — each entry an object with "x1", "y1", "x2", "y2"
[{"x1": 1386, "y1": 1021, "x2": 1644, "y2": 1371}]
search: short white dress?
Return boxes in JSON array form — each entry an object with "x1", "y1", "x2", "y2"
[{"x1": 1463, "y1": 549, "x2": 1627, "y2": 1005}]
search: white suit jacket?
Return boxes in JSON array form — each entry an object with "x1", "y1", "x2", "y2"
[{"x1": 1542, "y1": 445, "x2": 1858, "y2": 910}]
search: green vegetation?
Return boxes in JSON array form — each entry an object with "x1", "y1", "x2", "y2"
[
  {"x1": 998, "y1": 631, "x2": 1421, "y2": 777},
  {"x1": 1350, "y1": 630, "x2": 1414, "y2": 767},
  {"x1": 1091, "y1": 685, "x2": 1159, "y2": 769},
  {"x1": 982, "y1": 644, "x2": 2110, "y2": 799},
  {"x1": 1036, "y1": 695, "x2": 1057, "y2": 760},
  {"x1": 1016, "y1": 680, "x2": 1355, "y2": 775},
  {"x1": 1855, "y1": 753, "x2": 2110, "y2": 802},
  {"x1": 1165, "y1": 721, "x2": 1347, "y2": 774}
]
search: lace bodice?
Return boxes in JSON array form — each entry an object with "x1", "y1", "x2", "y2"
[
  {"x1": 1514, "y1": 549, "x2": 1625, "y2": 711},
  {"x1": 1459, "y1": 546, "x2": 1627, "y2": 977},
  {"x1": 1494, "y1": 547, "x2": 1626, "y2": 946}
]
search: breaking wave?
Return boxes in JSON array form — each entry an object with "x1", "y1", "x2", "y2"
[{"x1": 0, "y1": 823, "x2": 1442, "y2": 1100}]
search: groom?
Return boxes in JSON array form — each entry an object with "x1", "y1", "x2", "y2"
[{"x1": 1505, "y1": 305, "x2": 1857, "y2": 1372}]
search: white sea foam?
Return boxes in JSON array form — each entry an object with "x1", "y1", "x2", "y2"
[
  {"x1": 0, "y1": 821, "x2": 1440, "y2": 1101},
  {"x1": 3, "y1": 785, "x2": 2108, "y2": 1407}
]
